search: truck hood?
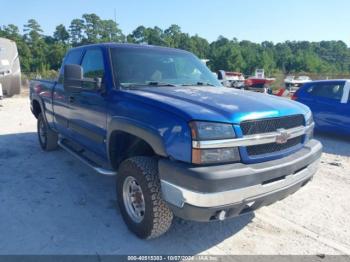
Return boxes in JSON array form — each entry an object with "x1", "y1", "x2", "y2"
[{"x1": 124, "y1": 86, "x2": 310, "y2": 123}]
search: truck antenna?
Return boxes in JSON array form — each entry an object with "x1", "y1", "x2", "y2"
[{"x1": 114, "y1": 8, "x2": 117, "y2": 24}]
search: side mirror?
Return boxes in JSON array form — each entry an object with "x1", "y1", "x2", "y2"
[{"x1": 63, "y1": 64, "x2": 83, "y2": 92}]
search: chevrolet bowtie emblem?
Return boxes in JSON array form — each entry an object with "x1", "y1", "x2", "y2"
[{"x1": 275, "y1": 128, "x2": 290, "y2": 144}]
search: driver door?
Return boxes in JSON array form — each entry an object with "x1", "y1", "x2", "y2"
[{"x1": 67, "y1": 47, "x2": 108, "y2": 157}]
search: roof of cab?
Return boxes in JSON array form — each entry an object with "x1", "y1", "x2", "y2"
[
  {"x1": 307, "y1": 79, "x2": 349, "y2": 84},
  {"x1": 70, "y1": 42, "x2": 190, "y2": 54}
]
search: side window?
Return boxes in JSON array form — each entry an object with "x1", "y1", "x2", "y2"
[
  {"x1": 307, "y1": 83, "x2": 344, "y2": 101},
  {"x1": 58, "y1": 49, "x2": 83, "y2": 82},
  {"x1": 81, "y1": 49, "x2": 105, "y2": 79},
  {"x1": 65, "y1": 49, "x2": 83, "y2": 65}
]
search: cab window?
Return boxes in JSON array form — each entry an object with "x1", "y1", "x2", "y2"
[
  {"x1": 58, "y1": 49, "x2": 83, "y2": 82},
  {"x1": 81, "y1": 49, "x2": 105, "y2": 79}
]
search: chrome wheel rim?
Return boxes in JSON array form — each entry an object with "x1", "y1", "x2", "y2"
[
  {"x1": 39, "y1": 119, "x2": 47, "y2": 145},
  {"x1": 122, "y1": 176, "x2": 145, "y2": 223}
]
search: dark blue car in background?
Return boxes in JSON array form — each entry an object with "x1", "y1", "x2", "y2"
[{"x1": 294, "y1": 80, "x2": 350, "y2": 136}]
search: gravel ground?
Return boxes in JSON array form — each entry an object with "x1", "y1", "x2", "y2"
[{"x1": 0, "y1": 95, "x2": 349, "y2": 255}]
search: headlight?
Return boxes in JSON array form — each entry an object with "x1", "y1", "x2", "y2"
[
  {"x1": 189, "y1": 121, "x2": 235, "y2": 140},
  {"x1": 189, "y1": 121, "x2": 240, "y2": 164}
]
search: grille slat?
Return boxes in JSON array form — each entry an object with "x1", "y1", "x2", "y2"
[
  {"x1": 247, "y1": 136, "x2": 303, "y2": 156},
  {"x1": 240, "y1": 115, "x2": 305, "y2": 157},
  {"x1": 240, "y1": 115, "x2": 304, "y2": 135}
]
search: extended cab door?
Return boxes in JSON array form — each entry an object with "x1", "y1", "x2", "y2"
[{"x1": 67, "y1": 47, "x2": 108, "y2": 157}]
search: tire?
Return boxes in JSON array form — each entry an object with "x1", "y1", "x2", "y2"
[
  {"x1": 37, "y1": 113, "x2": 58, "y2": 151},
  {"x1": 117, "y1": 156, "x2": 173, "y2": 239}
]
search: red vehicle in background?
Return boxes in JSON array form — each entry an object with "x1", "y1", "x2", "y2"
[
  {"x1": 218, "y1": 69, "x2": 275, "y2": 94},
  {"x1": 245, "y1": 69, "x2": 275, "y2": 93}
]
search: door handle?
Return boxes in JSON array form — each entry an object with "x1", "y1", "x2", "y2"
[{"x1": 68, "y1": 96, "x2": 75, "y2": 103}]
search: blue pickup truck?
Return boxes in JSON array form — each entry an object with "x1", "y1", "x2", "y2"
[{"x1": 30, "y1": 43, "x2": 322, "y2": 239}]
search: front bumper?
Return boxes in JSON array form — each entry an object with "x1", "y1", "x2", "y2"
[{"x1": 159, "y1": 139, "x2": 322, "y2": 222}]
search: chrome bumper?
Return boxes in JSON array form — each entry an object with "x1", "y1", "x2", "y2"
[
  {"x1": 160, "y1": 140, "x2": 322, "y2": 209},
  {"x1": 161, "y1": 159, "x2": 319, "y2": 208}
]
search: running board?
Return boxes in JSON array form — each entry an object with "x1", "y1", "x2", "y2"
[{"x1": 58, "y1": 139, "x2": 117, "y2": 176}]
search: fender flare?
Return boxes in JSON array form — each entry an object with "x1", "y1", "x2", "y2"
[
  {"x1": 31, "y1": 94, "x2": 45, "y2": 119},
  {"x1": 107, "y1": 117, "x2": 168, "y2": 161},
  {"x1": 31, "y1": 94, "x2": 57, "y2": 131}
]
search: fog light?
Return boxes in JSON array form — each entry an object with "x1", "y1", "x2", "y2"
[{"x1": 217, "y1": 210, "x2": 226, "y2": 221}]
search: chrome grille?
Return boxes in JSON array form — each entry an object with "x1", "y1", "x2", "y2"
[
  {"x1": 246, "y1": 136, "x2": 303, "y2": 156},
  {"x1": 240, "y1": 115, "x2": 305, "y2": 157},
  {"x1": 240, "y1": 115, "x2": 305, "y2": 135}
]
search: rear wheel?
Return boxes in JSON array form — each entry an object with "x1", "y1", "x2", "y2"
[
  {"x1": 117, "y1": 156, "x2": 173, "y2": 239},
  {"x1": 37, "y1": 113, "x2": 58, "y2": 151}
]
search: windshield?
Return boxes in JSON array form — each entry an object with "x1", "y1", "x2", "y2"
[{"x1": 110, "y1": 47, "x2": 221, "y2": 87}]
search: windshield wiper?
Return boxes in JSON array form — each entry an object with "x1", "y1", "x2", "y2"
[
  {"x1": 146, "y1": 81, "x2": 177, "y2": 87},
  {"x1": 181, "y1": 82, "x2": 216, "y2": 87},
  {"x1": 123, "y1": 82, "x2": 177, "y2": 88}
]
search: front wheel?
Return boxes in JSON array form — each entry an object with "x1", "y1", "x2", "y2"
[
  {"x1": 117, "y1": 157, "x2": 173, "y2": 239},
  {"x1": 37, "y1": 113, "x2": 58, "y2": 151}
]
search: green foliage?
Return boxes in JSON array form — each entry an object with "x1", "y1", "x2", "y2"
[
  {"x1": 53, "y1": 24, "x2": 69, "y2": 43},
  {"x1": 69, "y1": 19, "x2": 85, "y2": 46},
  {"x1": 1, "y1": 14, "x2": 350, "y2": 77}
]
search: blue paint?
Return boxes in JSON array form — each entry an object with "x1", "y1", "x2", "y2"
[
  {"x1": 30, "y1": 43, "x2": 311, "y2": 165},
  {"x1": 295, "y1": 80, "x2": 350, "y2": 136}
]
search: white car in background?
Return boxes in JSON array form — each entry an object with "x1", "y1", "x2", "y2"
[
  {"x1": 284, "y1": 75, "x2": 312, "y2": 93},
  {"x1": 217, "y1": 70, "x2": 245, "y2": 88},
  {"x1": 0, "y1": 37, "x2": 21, "y2": 96}
]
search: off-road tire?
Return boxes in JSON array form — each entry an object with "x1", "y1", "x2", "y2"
[
  {"x1": 37, "y1": 113, "x2": 58, "y2": 151},
  {"x1": 117, "y1": 156, "x2": 173, "y2": 239}
]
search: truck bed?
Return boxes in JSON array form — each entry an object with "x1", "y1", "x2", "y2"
[{"x1": 29, "y1": 79, "x2": 57, "y2": 125}]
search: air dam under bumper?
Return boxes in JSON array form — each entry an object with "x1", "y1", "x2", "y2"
[{"x1": 159, "y1": 139, "x2": 322, "y2": 222}]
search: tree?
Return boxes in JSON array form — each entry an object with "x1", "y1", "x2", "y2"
[
  {"x1": 128, "y1": 26, "x2": 166, "y2": 45},
  {"x1": 128, "y1": 26, "x2": 147, "y2": 44},
  {"x1": 53, "y1": 24, "x2": 69, "y2": 43},
  {"x1": 164, "y1": 24, "x2": 182, "y2": 47},
  {"x1": 146, "y1": 27, "x2": 166, "y2": 46},
  {"x1": 275, "y1": 43, "x2": 293, "y2": 73},
  {"x1": 69, "y1": 19, "x2": 85, "y2": 46},
  {"x1": 2, "y1": 14, "x2": 350, "y2": 76},
  {"x1": 48, "y1": 43, "x2": 68, "y2": 70},
  {"x1": 23, "y1": 19, "x2": 43, "y2": 42},
  {"x1": 82, "y1": 13, "x2": 101, "y2": 43},
  {"x1": 100, "y1": 19, "x2": 125, "y2": 42},
  {"x1": 1, "y1": 24, "x2": 20, "y2": 39},
  {"x1": 23, "y1": 19, "x2": 47, "y2": 72}
]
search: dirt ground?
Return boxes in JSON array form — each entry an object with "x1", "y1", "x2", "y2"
[{"x1": 0, "y1": 95, "x2": 349, "y2": 255}]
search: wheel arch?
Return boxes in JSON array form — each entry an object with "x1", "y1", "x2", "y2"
[
  {"x1": 107, "y1": 117, "x2": 168, "y2": 170},
  {"x1": 32, "y1": 98, "x2": 42, "y2": 118}
]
